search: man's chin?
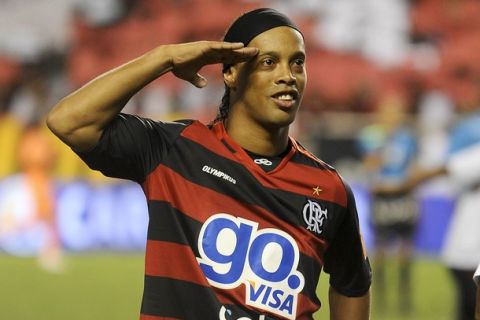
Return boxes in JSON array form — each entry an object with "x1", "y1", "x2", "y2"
[{"x1": 263, "y1": 115, "x2": 296, "y2": 130}]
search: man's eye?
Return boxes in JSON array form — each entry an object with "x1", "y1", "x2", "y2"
[
  {"x1": 294, "y1": 58, "x2": 305, "y2": 66},
  {"x1": 262, "y1": 58, "x2": 274, "y2": 66}
]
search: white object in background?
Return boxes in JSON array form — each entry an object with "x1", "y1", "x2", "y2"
[
  {"x1": 447, "y1": 143, "x2": 480, "y2": 189},
  {"x1": 474, "y1": 264, "x2": 480, "y2": 287}
]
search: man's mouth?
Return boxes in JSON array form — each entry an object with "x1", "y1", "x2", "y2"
[
  {"x1": 271, "y1": 91, "x2": 298, "y2": 108},
  {"x1": 276, "y1": 93, "x2": 295, "y2": 101}
]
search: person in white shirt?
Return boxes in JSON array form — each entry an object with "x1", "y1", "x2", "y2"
[{"x1": 383, "y1": 141, "x2": 480, "y2": 320}]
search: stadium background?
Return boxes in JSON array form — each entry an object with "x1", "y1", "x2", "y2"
[{"x1": 1, "y1": 0, "x2": 479, "y2": 319}]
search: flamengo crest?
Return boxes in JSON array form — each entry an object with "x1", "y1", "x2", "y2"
[{"x1": 302, "y1": 200, "x2": 328, "y2": 235}]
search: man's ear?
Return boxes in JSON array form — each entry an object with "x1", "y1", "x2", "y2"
[{"x1": 223, "y1": 65, "x2": 238, "y2": 90}]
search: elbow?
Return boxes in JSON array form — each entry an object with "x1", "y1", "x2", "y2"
[
  {"x1": 45, "y1": 107, "x2": 57, "y2": 133},
  {"x1": 46, "y1": 102, "x2": 67, "y2": 138},
  {"x1": 46, "y1": 100, "x2": 81, "y2": 146},
  {"x1": 45, "y1": 100, "x2": 101, "y2": 152}
]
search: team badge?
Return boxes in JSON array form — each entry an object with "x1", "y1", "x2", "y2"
[{"x1": 302, "y1": 200, "x2": 328, "y2": 235}]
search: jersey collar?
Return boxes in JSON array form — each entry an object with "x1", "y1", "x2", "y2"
[{"x1": 211, "y1": 121, "x2": 298, "y2": 175}]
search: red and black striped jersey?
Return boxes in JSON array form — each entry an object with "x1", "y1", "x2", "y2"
[{"x1": 77, "y1": 113, "x2": 371, "y2": 320}]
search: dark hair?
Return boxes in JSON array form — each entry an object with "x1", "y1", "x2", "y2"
[{"x1": 211, "y1": 85, "x2": 230, "y2": 125}]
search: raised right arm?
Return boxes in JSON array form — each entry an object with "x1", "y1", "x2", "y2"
[{"x1": 46, "y1": 41, "x2": 258, "y2": 151}]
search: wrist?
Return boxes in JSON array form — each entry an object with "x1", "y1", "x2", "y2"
[{"x1": 145, "y1": 44, "x2": 175, "y2": 76}]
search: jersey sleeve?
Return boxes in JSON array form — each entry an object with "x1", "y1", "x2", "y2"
[
  {"x1": 323, "y1": 181, "x2": 372, "y2": 297},
  {"x1": 75, "y1": 113, "x2": 189, "y2": 183}
]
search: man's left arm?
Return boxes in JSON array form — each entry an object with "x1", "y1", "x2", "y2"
[
  {"x1": 329, "y1": 286, "x2": 370, "y2": 320},
  {"x1": 324, "y1": 180, "x2": 372, "y2": 319}
]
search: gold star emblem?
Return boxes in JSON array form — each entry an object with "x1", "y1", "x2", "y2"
[{"x1": 312, "y1": 186, "x2": 322, "y2": 196}]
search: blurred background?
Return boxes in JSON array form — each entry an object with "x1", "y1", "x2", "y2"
[{"x1": 1, "y1": 0, "x2": 480, "y2": 319}]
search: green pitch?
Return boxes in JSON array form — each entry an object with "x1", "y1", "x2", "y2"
[{"x1": 0, "y1": 254, "x2": 454, "y2": 320}]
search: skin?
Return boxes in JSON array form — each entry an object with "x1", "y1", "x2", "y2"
[
  {"x1": 47, "y1": 41, "x2": 258, "y2": 151},
  {"x1": 225, "y1": 26, "x2": 306, "y2": 156},
  {"x1": 46, "y1": 26, "x2": 370, "y2": 320},
  {"x1": 330, "y1": 287, "x2": 371, "y2": 320}
]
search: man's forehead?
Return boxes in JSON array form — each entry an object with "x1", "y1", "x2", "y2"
[
  {"x1": 248, "y1": 27, "x2": 305, "y2": 52},
  {"x1": 223, "y1": 8, "x2": 302, "y2": 46}
]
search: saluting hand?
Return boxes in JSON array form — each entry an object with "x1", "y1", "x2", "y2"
[{"x1": 168, "y1": 41, "x2": 258, "y2": 88}]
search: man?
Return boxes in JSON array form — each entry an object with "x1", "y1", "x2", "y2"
[{"x1": 47, "y1": 8, "x2": 371, "y2": 320}]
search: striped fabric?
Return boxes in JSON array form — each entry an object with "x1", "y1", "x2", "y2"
[{"x1": 77, "y1": 114, "x2": 371, "y2": 320}]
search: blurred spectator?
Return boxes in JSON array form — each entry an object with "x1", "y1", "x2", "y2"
[
  {"x1": 73, "y1": 0, "x2": 135, "y2": 27},
  {"x1": 357, "y1": 93, "x2": 418, "y2": 314},
  {"x1": 441, "y1": 106, "x2": 480, "y2": 320},
  {"x1": 0, "y1": 125, "x2": 63, "y2": 272},
  {"x1": 415, "y1": 90, "x2": 456, "y2": 202},
  {"x1": 398, "y1": 108, "x2": 480, "y2": 320},
  {"x1": 0, "y1": 0, "x2": 75, "y2": 61},
  {"x1": 416, "y1": 90, "x2": 454, "y2": 172},
  {"x1": 311, "y1": 0, "x2": 410, "y2": 68}
]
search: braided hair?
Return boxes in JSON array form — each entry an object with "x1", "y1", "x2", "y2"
[{"x1": 211, "y1": 85, "x2": 231, "y2": 125}]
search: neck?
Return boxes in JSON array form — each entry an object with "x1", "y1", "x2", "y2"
[{"x1": 224, "y1": 116, "x2": 290, "y2": 157}]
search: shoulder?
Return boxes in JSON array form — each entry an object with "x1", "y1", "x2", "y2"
[
  {"x1": 291, "y1": 139, "x2": 336, "y2": 171},
  {"x1": 108, "y1": 113, "x2": 198, "y2": 141},
  {"x1": 292, "y1": 139, "x2": 350, "y2": 206},
  {"x1": 117, "y1": 113, "x2": 194, "y2": 129}
]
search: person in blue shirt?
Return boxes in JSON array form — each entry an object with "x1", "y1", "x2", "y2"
[
  {"x1": 378, "y1": 108, "x2": 480, "y2": 320},
  {"x1": 358, "y1": 96, "x2": 418, "y2": 314}
]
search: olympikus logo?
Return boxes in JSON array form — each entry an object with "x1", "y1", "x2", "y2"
[{"x1": 202, "y1": 165, "x2": 237, "y2": 184}]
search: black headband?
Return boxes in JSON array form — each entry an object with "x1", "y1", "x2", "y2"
[{"x1": 223, "y1": 8, "x2": 302, "y2": 71}]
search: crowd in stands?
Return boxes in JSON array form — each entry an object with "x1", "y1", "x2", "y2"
[{"x1": 1, "y1": 0, "x2": 479, "y2": 181}]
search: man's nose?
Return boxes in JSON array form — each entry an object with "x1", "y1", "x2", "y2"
[{"x1": 275, "y1": 63, "x2": 296, "y2": 85}]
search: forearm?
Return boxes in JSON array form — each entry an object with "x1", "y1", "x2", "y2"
[
  {"x1": 47, "y1": 45, "x2": 173, "y2": 151},
  {"x1": 329, "y1": 287, "x2": 370, "y2": 320},
  {"x1": 47, "y1": 40, "x2": 257, "y2": 151}
]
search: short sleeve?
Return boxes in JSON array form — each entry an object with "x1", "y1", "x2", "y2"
[
  {"x1": 323, "y1": 181, "x2": 372, "y2": 297},
  {"x1": 75, "y1": 113, "x2": 189, "y2": 183}
]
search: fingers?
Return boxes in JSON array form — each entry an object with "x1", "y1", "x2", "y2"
[
  {"x1": 232, "y1": 47, "x2": 259, "y2": 58},
  {"x1": 207, "y1": 42, "x2": 259, "y2": 65},
  {"x1": 190, "y1": 73, "x2": 207, "y2": 88},
  {"x1": 171, "y1": 41, "x2": 258, "y2": 87},
  {"x1": 214, "y1": 42, "x2": 245, "y2": 50},
  {"x1": 215, "y1": 42, "x2": 259, "y2": 56}
]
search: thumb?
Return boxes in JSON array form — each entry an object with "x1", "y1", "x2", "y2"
[{"x1": 190, "y1": 73, "x2": 207, "y2": 88}]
